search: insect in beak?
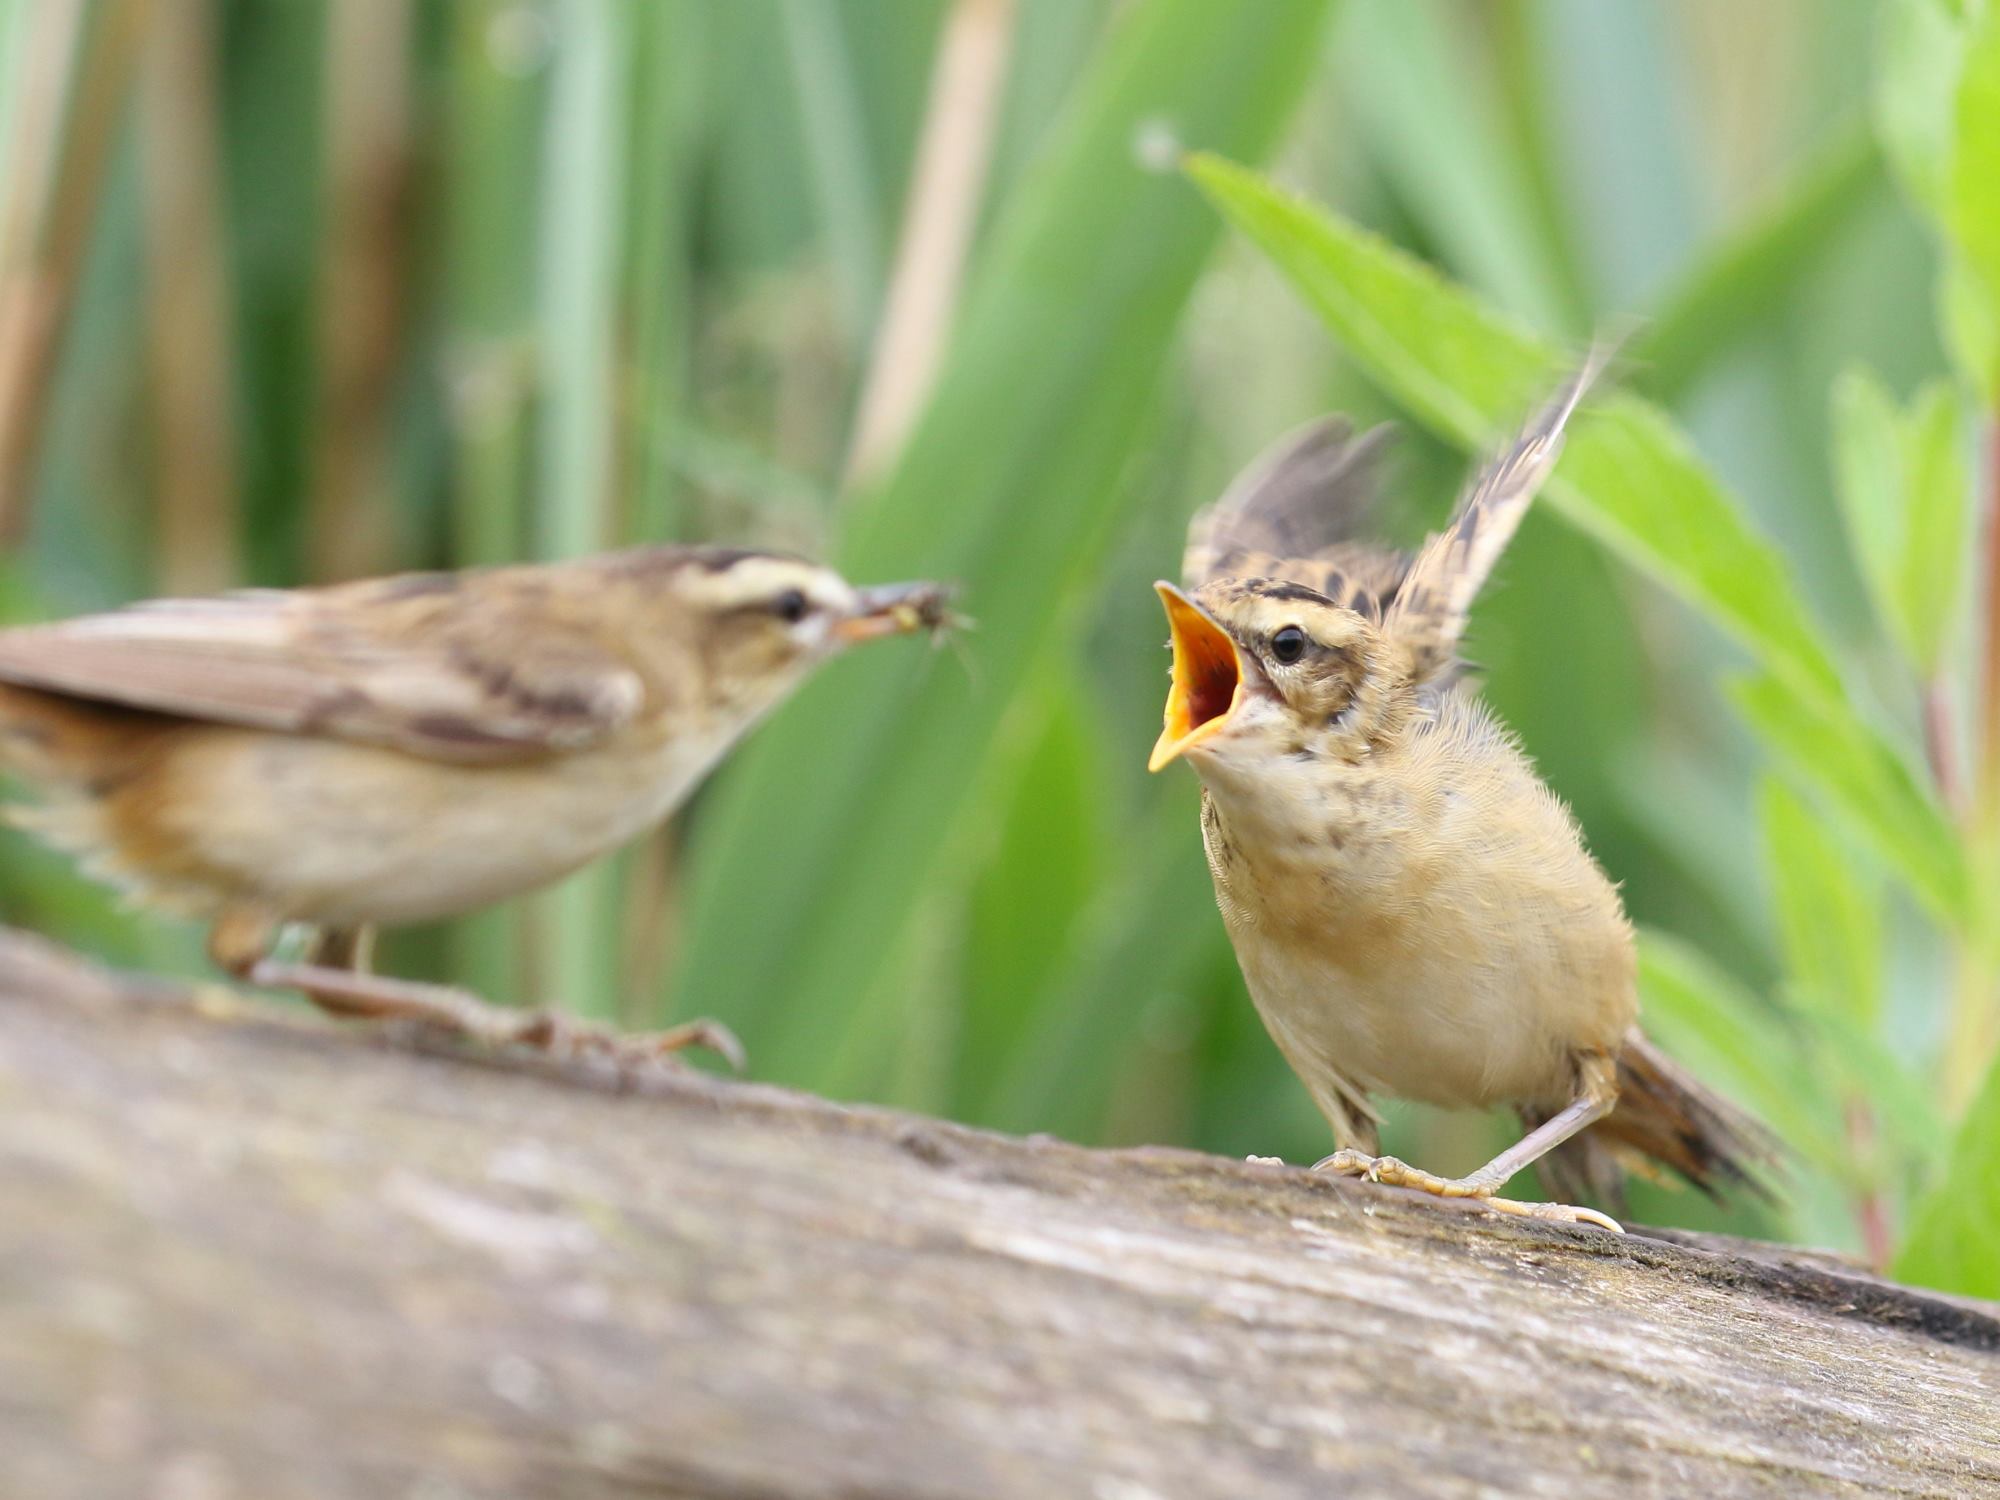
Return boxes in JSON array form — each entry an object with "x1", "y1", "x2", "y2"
[
  {"x1": 835, "y1": 581, "x2": 959, "y2": 644},
  {"x1": 1150, "y1": 581, "x2": 1247, "y2": 772}
]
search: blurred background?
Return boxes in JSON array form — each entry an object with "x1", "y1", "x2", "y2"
[{"x1": 1, "y1": 0, "x2": 1995, "y2": 1286}]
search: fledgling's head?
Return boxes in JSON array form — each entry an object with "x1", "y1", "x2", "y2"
[{"x1": 1148, "y1": 576, "x2": 1408, "y2": 786}]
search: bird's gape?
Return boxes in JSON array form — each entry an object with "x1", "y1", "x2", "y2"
[{"x1": 1150, "y1": 583, "x2": 1245, "y2": 772}]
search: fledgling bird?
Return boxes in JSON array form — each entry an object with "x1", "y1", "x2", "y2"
[
  {"x1": 1150, "y1": 355, "x2": 1773, "y2": 1230},
  {"x1": 0, "y1": 545, "x2": 951, "y2": 1067}
]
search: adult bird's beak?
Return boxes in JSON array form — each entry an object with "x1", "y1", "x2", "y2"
[
  {"x1": 835, "y1": 580, "x2": 957, "y2": 644},
  {"x1": 1150, "y1": 582, "x2": 1246, "y2": 772}
]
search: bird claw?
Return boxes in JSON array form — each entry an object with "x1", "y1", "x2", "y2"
[
  {"x1": 1309, "y1": 1147, "x2": 1624, "y2": 1233},
  {"x1": 1479, "y1": 1196, "x2": 1625, "y2": 1234},
  {"x1": 1312, "y1": 1148, "x2": 1405, "y2": 1183},
  {"x1": 659, "y1": 1018, "x2": 748, "y2": 1074},
  {"x1": 535, "y1": 1013, "x2": 747, "y2": 1075}
]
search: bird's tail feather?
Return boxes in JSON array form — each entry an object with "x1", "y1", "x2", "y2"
[{"x1": 1533, "y1": 1031, "x2": 1781, "y2": 1211}]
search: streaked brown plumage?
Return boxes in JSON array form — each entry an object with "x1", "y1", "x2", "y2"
[
  {"x1": 1151, "y1": 353, "x2": 1774, "y2": 1228},
  {"x1": 0, "y1": 545, "x2": 950, "y2": 1065}
]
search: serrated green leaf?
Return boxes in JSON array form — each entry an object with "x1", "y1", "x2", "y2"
[
  {"x1": 1731, "y1": 672, "x2": 1970, "y2": 928},
  {"x1": 1898, "y1": 380, "x2": 1973, "y2": 669},
  {"x1": 1758, "y1": 778, "x2": 1883, "y2": 1030},
  {"x1": 1940, "y1": 245, "x2": 2000, "y2": 406},
  {"x1": 1547, "y1": 397, "x2": 1843, "y2": 703},
  {"x1": 1829, "y1": 366, "x2": 1971, "y2": 675},
  {"x1": 1947, "y1": 6, "x2": 2000, "y2": 400},
  {"x1": 1185, "y1": 152, "x2": 1842, "y2": 706},
  {"x1": 1895, "y1": 1042, "x2": 2000, "y2": 1296},
  {"x1": 1186, "y1": 153, "x2": 1558, "y2": 451},
  {"x1": 1874, "y1": 0, "x2": 1981, "y2": 218},
  {"x1": 1829, "y1": 365, "x2": 1908, "y2": 648}
]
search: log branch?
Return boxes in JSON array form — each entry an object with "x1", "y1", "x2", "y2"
[{"x1": 1, "y1": 927, "x2": 1995, "y2": 1499}]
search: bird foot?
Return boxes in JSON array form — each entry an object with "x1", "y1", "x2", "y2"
[
  {"x1": 246, "y1": 961, "x2": 747, "y2": 1074},
  {"x1": 1312, "y1": 1148, "x2": 1623, "y2": 1233}
]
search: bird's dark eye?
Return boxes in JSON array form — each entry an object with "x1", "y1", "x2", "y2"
[
  {"x1": 774, "y1": 588, "x2": 810, "y2": 624},
  {"x1": 1271, "y1": 625, "x2": 1308, "y2": 664}
]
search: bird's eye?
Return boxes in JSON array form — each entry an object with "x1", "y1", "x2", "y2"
[
  {"x1": 1271, "y1": 625, "x2": 1308, "y2": 664},
  {"x1": 773, "y1": 588, "x2": 810, "y2": 624}
]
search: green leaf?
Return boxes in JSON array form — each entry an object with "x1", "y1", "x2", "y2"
[
  {"x1": 1946, "y1": 5, "x2": 2000, "y2": 397},
  {"x1": 1758, "y1": 778, "x2": 1883, "y2": 1030},
  {"x1": 1730, "y1": 672, "x2": 1970, "y2": 928},
  {"x1": 1547, "y1": 398, "x2": 1843, "y2": 703},
  {"x1": 529, "y1": 0, "x2": 638, "y2": 1020},
  {"x1": 779, "y1": 0, "x2": 889, "y2": 350},
  {"x1": 1874, "y1": 0, "x2": 1982, "y2": 219},
  {"x1": 1898, "y1": 380, "x2": 1973, "y2": 670},
  {"x1": 671, "y1": 0, "x2": 1337, "y2": 1095},
  {"x1": 1895, "y1": 1043, "x2": 2000, "y2": 1297},
  {"x1": 1830, "y1": 367, "x2": 1972, "y2": 675},
  {"x1": 1186, "y1": 152, "x2": 1557, "y2": 451},
  {"x1": 985, "y1": 787, "x2": 1229, "y2": 1140},
  {"x1": 953, "y1": 669, "x2": 1109, "y2": 1117},
  {"x1": 1940, "y1": 244, "x2": 2000, "y2": 408},
  {"x1": 1185, "y1": 152, "x2": 1842, "y2": 705},
  {"x1": 1635, "y1": 931, "x2": 1845, "y2": 1177},
  {"x1": 1830, "y1": 366, "x2": 1907, "y2": 648}
]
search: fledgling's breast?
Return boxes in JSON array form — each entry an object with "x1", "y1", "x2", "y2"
[{"x1": 1199, "y1": 712, "x2": 1635, "y2": 1113}]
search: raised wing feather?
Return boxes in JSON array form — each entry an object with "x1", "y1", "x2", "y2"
[
  {"x1": 1386, "y1": 344, "x2": 1616, "y2": 680},
  {"x1": 1183, "y1": 417, "x2": 1414, "y2": 620},
  {"x1": 1184, "y1": 418, "x2": 1400, "y2": 585},
  {"x1": 0, "y1": 573, "x2": 646, "y2": 763}
]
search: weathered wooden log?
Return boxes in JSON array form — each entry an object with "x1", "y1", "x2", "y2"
[{"x1": 1, "y1": 926, "x2": 1995, "y2": 1499}]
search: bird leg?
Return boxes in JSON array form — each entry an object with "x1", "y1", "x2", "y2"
[
  {"x1": 207, "y1": 909, "x2": 744, "y2": 1072},
  {"x1": 1314, "y1": 1053, "x2": 1624, "y2": 1233},
  {"x1": 245, "y1": 959, "x2": 745, "y2": 1072},
  {"x1": 307, "y1": 925, "x2": 376, "y2": 973}
]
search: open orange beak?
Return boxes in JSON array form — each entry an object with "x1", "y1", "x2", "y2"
[{"x1": 1149, "y1": 582, "x2": 1245, "y2": 772}]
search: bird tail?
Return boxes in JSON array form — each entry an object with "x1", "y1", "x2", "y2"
[{"x1": 1533, "y1": 1031, "x2": 1781, "y2": 1211}]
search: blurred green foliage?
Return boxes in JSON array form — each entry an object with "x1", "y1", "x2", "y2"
[{"x1": 1, "y1": 0, "x2": 1996, "y2": 1291}]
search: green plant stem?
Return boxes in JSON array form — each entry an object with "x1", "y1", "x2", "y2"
[
  {"x1": 1952, "y1": 416, "x2": 2000, "y2": 1112},
  {"x1": 1979, "y1": 417, "x2": 2000, "y2": 823},
  {"x1": 530, "y1": 0, "x2": 627, "y2": 1020},
  {"x1": 1924, "y1": 677, "x2": 1962, "y2": 812},
  {"x1": 0, "y1": 0, "x2": 145, "y2": 544},
  {"x1": 1843, "y1": 1099, "x2": 1893, "y2": 1272}
]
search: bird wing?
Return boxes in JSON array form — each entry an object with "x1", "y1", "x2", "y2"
[
  {"x1": 1183, "y1": 418, "x2": 1411, "y2": 617},
  {"x1": 1385, "y1": 344, "x2": 1615, "y2": 680},
  {"x1": 0, "y1": 572, "x2": 646, "y2": 764}
]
